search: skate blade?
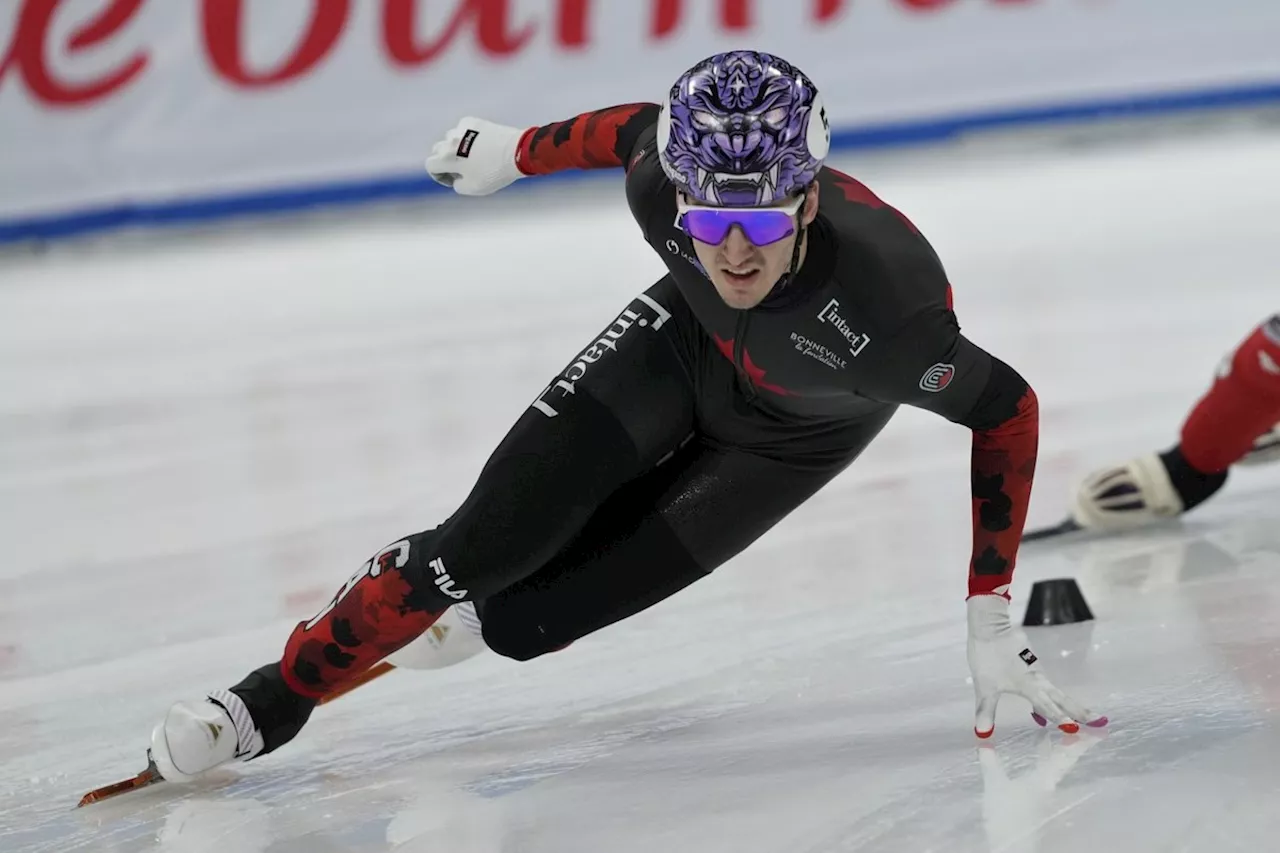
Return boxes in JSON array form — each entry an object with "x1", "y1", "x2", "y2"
[
  {"x1": 1022, "y1": 515, "x2": 1193, "y2": 545},
  {"x1": 1022, "y1": 518, "x2": 1084, "y2": 543},
  {"x1": 76, "y1": 661, "x2": 398, "y2": 807},
  {"x1": 76, "y1": 757, "x2": 163, "y2": 807},
  {"x1": 317, "y1": 660, "x2": 396, "y2": 705}
]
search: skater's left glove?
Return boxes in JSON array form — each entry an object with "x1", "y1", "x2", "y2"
[{"x1": 966, "y1": 594, "x2": 1108, "y2": 738}]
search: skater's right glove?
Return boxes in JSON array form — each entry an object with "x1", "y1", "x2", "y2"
[
  {"x1": 425, "y1": 117, "x2": 528, "y2": 196},
  {"x1": 966, "y1": 594, "x2": 1108, "y2": 738}
]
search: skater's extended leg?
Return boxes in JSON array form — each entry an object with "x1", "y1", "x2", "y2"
[
  {"x1": 277, "y1": 284, "x2": 697, "y2": 699},
  {"x1": 151, "y1": 280, "x2": 700, "y2": 778}
]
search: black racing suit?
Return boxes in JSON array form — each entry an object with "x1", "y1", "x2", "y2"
[{"x1": 236, "y1": 104, "x2": 1040, "y2": 755}]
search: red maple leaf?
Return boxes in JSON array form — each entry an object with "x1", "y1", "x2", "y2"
[
  {"x1": 830, "y1": 169, "x2": 920, "y2": 235},
  {"x1": 831, "y1": 168, "x2": 955, "y2": 309},
  {"x1": 713, "y1": 334, "x2": 794, "y2": 397}
]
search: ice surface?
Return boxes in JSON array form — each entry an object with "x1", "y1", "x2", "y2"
[{"x1": 1, "y1": 128, "x2": 1278, "y2": 852}]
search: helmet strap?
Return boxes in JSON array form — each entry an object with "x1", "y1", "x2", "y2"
[
  {"x1": 772, "y1": 215, "x2": 806, "y2": 293},
  {"x1": 777, "y1": 184, "x2": 813, "y2": 291}
]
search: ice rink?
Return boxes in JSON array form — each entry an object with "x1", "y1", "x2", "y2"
[{"x1": 2, "y1": 125, "x2": 1279, "y2": 852}]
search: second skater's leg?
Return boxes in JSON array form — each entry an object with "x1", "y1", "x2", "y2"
[{"x1": 1071, "y1": 314, "x2": 1280, "y2": 531}]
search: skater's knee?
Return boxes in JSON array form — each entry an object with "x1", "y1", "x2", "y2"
[
  {"x1": 396, "y1": 523, "x2": 563, "y2": 608},
  {"x1": 480, "y1": 618, "x2": 565, "y2": 662},
  {"x1": 395, "y1": 530, "x2": 500, "y2": 607}
]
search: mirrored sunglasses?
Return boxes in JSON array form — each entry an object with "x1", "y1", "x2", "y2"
[{"x1": 674, "y1": 194, "x2": 805, "y2": 247}]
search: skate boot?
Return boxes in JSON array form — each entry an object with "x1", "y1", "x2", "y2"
[
  {"x1": 149, "y1": 690, "x2": 263, "y2": 782},
  {"x1": 150, "y1": 662, "x2": 317, "y2": 782},
  {"x1": 1238, "y1": 422, "x2": 1280, "y2": 466},
  {"x1": 1070, "y1": 445, "x2": 1227, "y2": 532},
  {"x1": 385, "y1": 601, "x2": 487, "y2": 670}
]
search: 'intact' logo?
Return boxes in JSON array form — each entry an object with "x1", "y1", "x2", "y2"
[
  {"x1": 531, "y1": 294, "x2": 673, "y2": 417},
  {"x1": 817, "y1": 299, "x2": 870, "y2": 357}
]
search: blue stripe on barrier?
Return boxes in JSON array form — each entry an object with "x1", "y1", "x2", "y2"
[{"x1": 3, "y1": 79, "x2": 1279, "y2": 245}]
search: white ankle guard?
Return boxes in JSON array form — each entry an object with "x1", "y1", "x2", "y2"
[{"x1": 208, "y1": 689, "x2": 265, "y2": 760}]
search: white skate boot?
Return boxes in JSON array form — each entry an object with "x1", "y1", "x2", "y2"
[
  {"x1": 149, "y1": 689, "x2": 265, "y2": 783},
  {"x1": 1070, "y1": 443, "x2": 1233, "y2": 533},
  {"x1": 1070, "y1": 453, "x2": 1185, "y2": 532},
  {"x1": 1238, "y1": 422, "x2": 1280, "y2": 466},
  {"x1": 385, "y1": 601, "x2": 487, "y2": 670}
]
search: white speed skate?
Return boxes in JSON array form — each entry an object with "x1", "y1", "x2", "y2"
[
  {"x1": 385, "y1": 601, "x2": 487, "y2": 670},
  {"x1": 1070, "y1": 422, "x2": 1279, "y2": 534},
  {"x1": 143, "y1": 603, "x2": 482, "y2": 786},
  {"x1": 1069, "y1": 452, "x2": 1186, "y2": 532},
  {"x1": 149, "y1": 689, "x2": 264, "y2": 783},
  {"x1": 148, "y1": 603, "x2": 484, "y2": 782}
]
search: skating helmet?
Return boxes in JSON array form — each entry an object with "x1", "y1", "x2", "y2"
[{"x1": 656, "y1": 50, "x2": 830, "y2": 207}]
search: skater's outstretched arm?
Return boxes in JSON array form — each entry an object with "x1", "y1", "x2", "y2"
[
  {"x1": 516, "y1": 103, "x2": 660, "y2": 176},
  {"x1": 878, "y1": 315, "x2": 1107, "y2": 736},
  {"x1": 851, "y1": 233, "x2": 1105, "y2": 738},
  {"x1": 424, "y1": 104, "x2": 659, "y2": 196}
]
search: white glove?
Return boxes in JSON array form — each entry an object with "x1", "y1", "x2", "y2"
[
  {"x1": 425, "y1": 116, "x2": 528, "y2": 196},
  {"x1": 966, "y1": 594, "x2": 1107, "y2": 738}
]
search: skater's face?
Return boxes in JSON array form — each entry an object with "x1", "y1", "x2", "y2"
[{"x1": 682, "y1": 183, "x2": 820, "y2": 310}]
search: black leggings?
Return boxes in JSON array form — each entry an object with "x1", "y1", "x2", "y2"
[
  {"x1": 266, "y1": 274, "x2": 899, "y2": 738},
  {"x1": 402, "y1": 276, "x2": 897, "y2": 660}
]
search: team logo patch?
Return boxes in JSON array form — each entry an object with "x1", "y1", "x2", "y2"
[
  {"x1": 456, "y1": 129, "x2": 479, "y2": 158},
  {"x1": 919, "y1": 362, "x2": 955, "y2": 392}
]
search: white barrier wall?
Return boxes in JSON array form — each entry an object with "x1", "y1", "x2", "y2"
[{"x1": 2, "y1": 0, "x2": 1279, "y2": 240}]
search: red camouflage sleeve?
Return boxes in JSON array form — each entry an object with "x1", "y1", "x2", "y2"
[
  {"x1": 515, "y1": 103, "x2": 660, "y2": 176},
  {"x1": 968, "y1": 385, "x2": 1038, "y2": 599}
]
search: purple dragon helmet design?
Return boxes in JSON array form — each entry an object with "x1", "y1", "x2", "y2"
[{"x1": 657, "y1": 51, "x2": 830, "y2": 207}]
